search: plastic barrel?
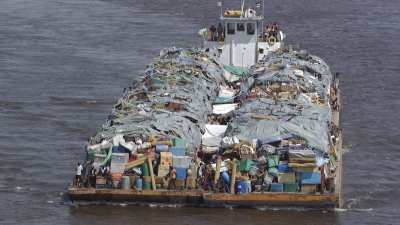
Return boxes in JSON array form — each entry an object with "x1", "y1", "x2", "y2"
[
  {"x1": 121, "y1": 176, "x2": 130, "y2": 190},
  {"x1": 221, "y1": 171, "x2": 230, "y2": 184},
  {"x1": 142, "y1": 163, "x2": 149, "y2": 176},
  {"x1": 143, "y1": 176, "x2": 151, "y2": 190},
  {"x1": 244, "y1": 180, "x2": 251, "y2": 193},
  {"x1": 135, "y1": 178, "x2": 143, "y2": 190},
  {"x1": 236, "y1": 181, "x2": 244, "y2": 193}
]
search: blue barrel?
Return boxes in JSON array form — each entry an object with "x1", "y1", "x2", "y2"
[
  {"x1": 121, "y1": 176, "x2": 130, "y2": 190},
  {"x1": 135, "y1": 178, "x2": 143, "y2": 191},
  {"x1": 236, "y1": 181, "x2": 244, "y2": 193},
  {"x1": 221, "y1": 171, "x2": 230, "y2": 184},
  {"x1": 155, "y1": 144, "x2": 169, "y2": 153},
  {"x1": 170, "y1": 147, "x2": 185, "y2": 156}
]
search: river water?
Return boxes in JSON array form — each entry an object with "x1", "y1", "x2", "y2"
[{"x1": 0, "y1": 0, "x2": 399, "y2": 224}]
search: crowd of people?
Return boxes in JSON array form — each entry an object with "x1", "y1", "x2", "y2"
[
  {"x1": 208, "y1": 23, "x2": 225, "y2": 41},
  {"x1": 262, "y1": 22, "x2": 281, "y2": 43},
  {"x1": 207, "y1": 22, "x2": 282, "y2": 44},
  {"x1": 74, "y1": 161, "x2": 111, "y2": 188}
]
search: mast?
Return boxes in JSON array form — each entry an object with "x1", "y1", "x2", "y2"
[{"x1": 240, "y1": 0, "x2": 245, "y2": 18}]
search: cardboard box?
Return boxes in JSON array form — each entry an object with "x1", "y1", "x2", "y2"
[
  {"x1": 158, "y1": 165, "x2": 170, "y2": 177},
  {"x1": 111, "y1": 153, "x2": 129, "y2": 164},
  {"x1": 277, "y1": 172, "x2": 296, "y2": 183},
  {"x1": 110, "y1": 163, "x2": 125, "y2": 173},
  {"x1": 301, "y1": 184, "x2": 317, "y2": 194},
  {"x1": 96, "y1": 176, "x2": 106, "y2": 185},
  {"x1": 110, "y1": 153, "x2": 129, "y2": 173},
  {"x1": 160, "y1": 152, "x2": 173, "y2": 167}
]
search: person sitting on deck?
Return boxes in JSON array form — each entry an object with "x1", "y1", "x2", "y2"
[
  {"x1": 168, "y1": 166, "x2": 177, "y2": 190},
  {"x1": 75, "y1": 162, "x2": 83, "y2": 187}
]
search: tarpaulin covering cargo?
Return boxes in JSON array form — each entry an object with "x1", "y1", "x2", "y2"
[
  {"x1": 74, "y1": 46, "x2": 340, "y2": 203},
  {"x1": 89, "y1": 48, "x2": 225, "y2": 152}
]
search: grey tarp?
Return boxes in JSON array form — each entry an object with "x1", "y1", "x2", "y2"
[
  {"x1": 225, "y1": 51, "x2": 333, "y2": 153},
  {"x1": 90, "y1": 48, "x2": 225, "y2": 152}
]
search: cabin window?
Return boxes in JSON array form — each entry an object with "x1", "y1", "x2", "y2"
[
  {"x1": 247, "y1": 23, "x2": 255, "y2": 35},
  {"x1": 237, "y1": 23, "x2": 245, "y2": 31},
  {"x1": 259, "y1": 48, "x2": 264, "y2": 54},
  {"x1": 227, "y1": 23, "x2": 235, "y2": 35}
]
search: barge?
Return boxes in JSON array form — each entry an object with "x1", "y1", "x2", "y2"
[{"x1": 68, "y1": 0, "x2": 343, "y2": 209}]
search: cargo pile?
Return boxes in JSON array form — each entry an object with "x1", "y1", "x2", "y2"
[{"x1": 75, "y1": 47, "x2": 340, "y2": 195}]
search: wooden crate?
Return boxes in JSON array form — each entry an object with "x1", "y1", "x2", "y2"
[
  {"x1": 96, "y1": 176, "x2": 106, "y2": 185},
  {"x1": 301, "y1": 184, "x2": 317, "y2": 194}
]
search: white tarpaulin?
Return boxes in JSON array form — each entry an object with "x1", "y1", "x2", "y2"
[
  {"x1": 201, "y1": 124, "x2": 228, "y2": 146},
  {"x1": 212, "y1": 103, "x2": 238, "y2": 114}
]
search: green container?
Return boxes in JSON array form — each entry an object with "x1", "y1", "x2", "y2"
[
  {"x1": 283, "y1": 183, "x2": 299, "y2": 192},
  {"x1": 239, "y1": 160, "x2": 255, "y2": 172},
  {"x1": 173, "y1": 138, "x2": 186, "y2": 148},
  {"x1": 142, "y1": 163, "x2": 150, "y2": 176}
]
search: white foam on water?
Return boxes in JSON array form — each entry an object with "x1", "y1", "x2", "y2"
[{"x1": 334, "y1": 208, "x2": 347, "y2": 213}]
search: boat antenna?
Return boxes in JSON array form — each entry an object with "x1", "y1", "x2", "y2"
[
  {"x1": 217, "y1": 1, "x2": 223, "y2": 19},
  {"x1": 261, "y1": 0, "x2": 265, "y2": 35},
  {"x1": 240, "y1": 0, "x2": 245, "y2": 18}
]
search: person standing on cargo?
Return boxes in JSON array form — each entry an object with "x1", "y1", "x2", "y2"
[
  {"x1": 168, "y1": 166, "x2": 177, "y2": 190},
  {"x1": 75, "y1": 162, "x2": 83, "y2": 187},
  {"x1": 209, "y1": 25, "x2": 217, "y2": 41},
  {"x1": 90, "y1": 166, "x2": 97, "y2": 188},
  {"x1": 217, "y1": 23, "x2": 224, "y2": 41}
]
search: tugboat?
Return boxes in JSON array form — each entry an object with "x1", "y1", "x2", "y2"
[{"x1": 68, "y1": 0, "x2": 343, "y2": 209}]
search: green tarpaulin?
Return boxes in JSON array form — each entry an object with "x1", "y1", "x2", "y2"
[{"x1": 223, "y1": 65, "x2": 248, "y2": 77}]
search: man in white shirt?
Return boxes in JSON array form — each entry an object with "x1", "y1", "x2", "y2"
[{"x1": 75, "y1": 162, "x2": 83, "y2": 187}]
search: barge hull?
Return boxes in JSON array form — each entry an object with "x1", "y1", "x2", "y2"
[{"x1": 68, "y1": 188, "x2": 337, "y2": 208}]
